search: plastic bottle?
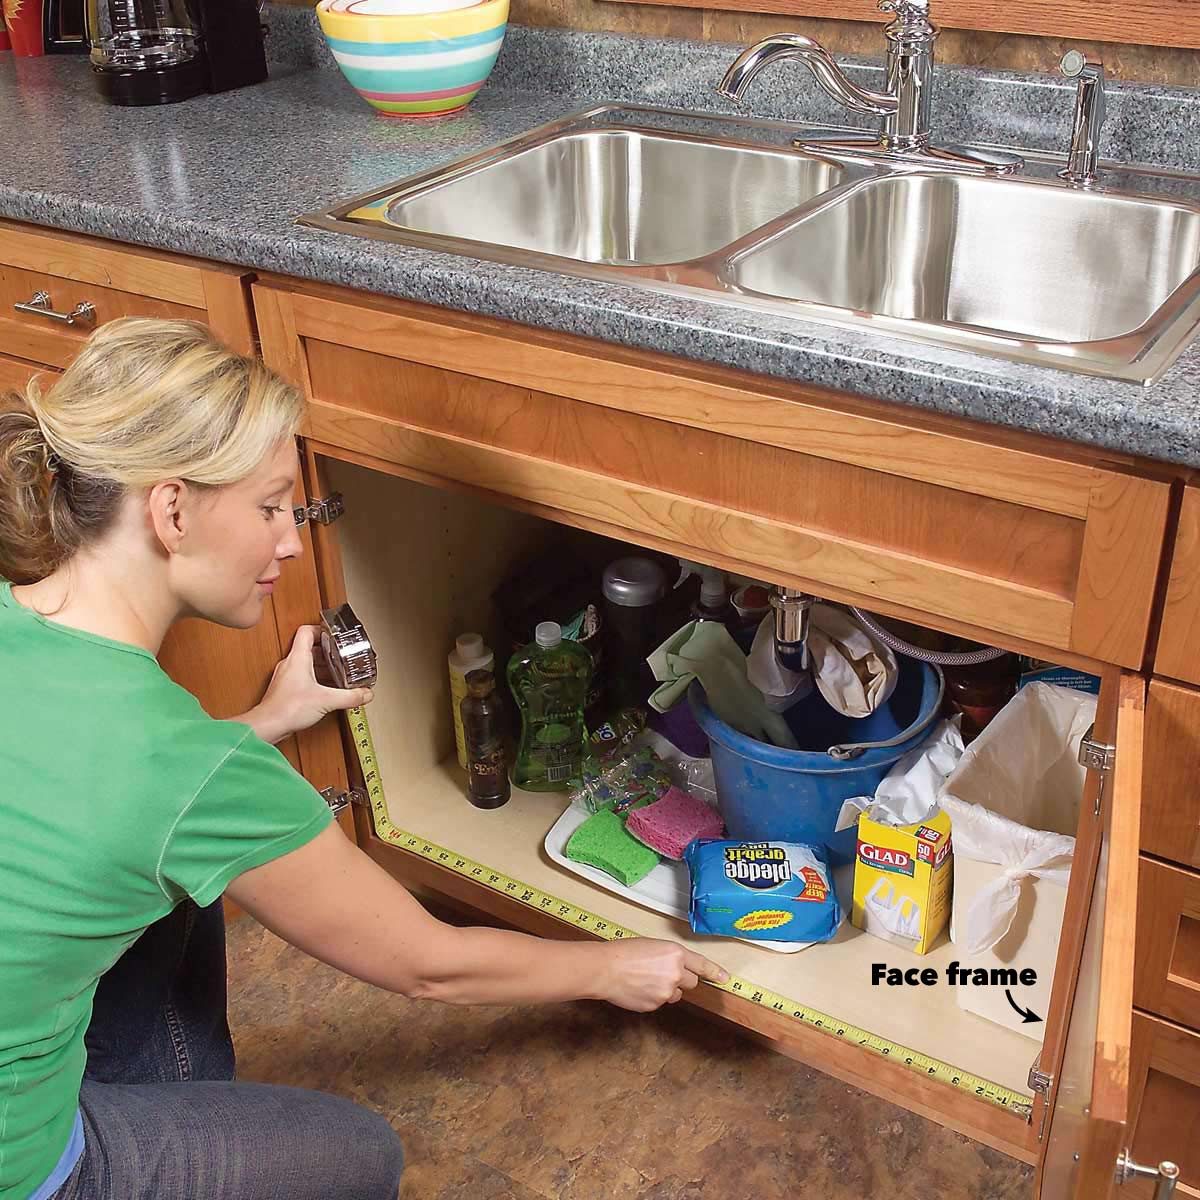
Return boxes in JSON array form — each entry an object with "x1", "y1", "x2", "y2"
[
  {"x1": 508, "y1": 621, "x2": 593, "y2": 792},
  {"x1": 448, "y1": 633, "x2": 494, "y2": 768},
  {"x1": 461, "y1": 669, "x2": 511, "y2": 809},
  {"x1": 602, "y1": 555, "x2": 667, "y2": 710},
  {"x1": 679, "y1": 559, "x2": 735, "y2": 625}
]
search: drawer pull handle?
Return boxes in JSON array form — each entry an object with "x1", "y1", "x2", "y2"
[
  {"x1": 1117, "y1": 1151, "x2": 1180, "y2": 1200},
  {"x1": 14, "y1": 291, "x2": 97, "y2": 327}
]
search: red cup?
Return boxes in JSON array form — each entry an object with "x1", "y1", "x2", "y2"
[{"x1": 3, "y1": 0, "x2": 44, "y2": 56}]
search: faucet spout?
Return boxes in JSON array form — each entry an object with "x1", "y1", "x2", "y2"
[{"x1": 717, "y1": 34, "x2": 898, "y2": 118}]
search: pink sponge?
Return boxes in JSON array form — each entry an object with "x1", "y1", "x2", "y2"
[{"x1": 625, "y1": 787, "x2": 725, "y2": 860}]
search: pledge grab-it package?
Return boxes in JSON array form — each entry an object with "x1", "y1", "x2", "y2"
[{"x1": 851, "y1": 807, "x2": 952, "y2": 955}]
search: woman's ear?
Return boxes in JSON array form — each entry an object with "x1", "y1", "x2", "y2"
[{"x1": 146, "y1": 479, "x2": 187, "y2": 554}]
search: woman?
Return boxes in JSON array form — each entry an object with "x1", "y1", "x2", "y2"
[{"x1": 0, "y1": 318, "x2": 726, "y2": 1200}]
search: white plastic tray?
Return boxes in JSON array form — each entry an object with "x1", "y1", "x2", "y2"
[{"x1": 544, "y1": 805, "x2": 813, "y2": 954}]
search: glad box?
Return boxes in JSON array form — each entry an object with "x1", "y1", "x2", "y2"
[{"x1": 851, "y1": 807, "x2": 952, "y2": 955}]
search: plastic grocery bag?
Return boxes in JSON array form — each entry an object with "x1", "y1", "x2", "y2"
[
  {"x1": 939, "y1": 682, "x2": 1096, "y2": 956},
  {"x1": 834, "y1": 717, "x2": 965, "y2": 833}
]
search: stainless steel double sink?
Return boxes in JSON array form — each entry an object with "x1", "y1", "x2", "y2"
[{"x1": 301, "y1": 106, "x2": 1200, "y2": 383}]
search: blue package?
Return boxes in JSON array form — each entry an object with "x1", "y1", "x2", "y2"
[{"x1": 684, "y1": 839, "x2": 842, "y2": 943}]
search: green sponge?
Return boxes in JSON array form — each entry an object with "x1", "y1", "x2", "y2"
[{"x1": 565, "y1": 809, "x2": 659, "y2": 887}]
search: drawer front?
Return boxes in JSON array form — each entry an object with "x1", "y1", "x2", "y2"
[
  {"x1": 1136, "y1": 855, "x2": 1200, "y2": 1031},
  {"x1": 1142, "y1": 679, "x2": 1200, "y2": 869},
  {"x1": 0, "y1": 220, "x2": 256, "y2": 368},
  {"x1": 0, "y1": 352, "x2": 51, "y2": 394},
  {"x1": 1158, "y1": 485, "x2": 1200, "y2": 687},
  {"x1": 1127, "y1": 1012, "x2": 1200, "y2": 1199},
  {"x1": 0, "y1": 262, "x2": 201, "y2": 369},
  {"x1": 256, "y1": 282, "x2": 1171, "y2": 669}
]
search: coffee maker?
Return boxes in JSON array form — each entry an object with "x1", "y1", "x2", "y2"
[{"x1": 81, "y1": 0, "x2": 268, "y2": 106}]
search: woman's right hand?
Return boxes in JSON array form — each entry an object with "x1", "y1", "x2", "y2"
[{"x1": 597, "y1": 939, "x2": 729, "y2": 1012}]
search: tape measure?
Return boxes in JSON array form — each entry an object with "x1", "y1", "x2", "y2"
[{"x1": 342, "y1": 704, "x2": 1033, "y2": 1119}]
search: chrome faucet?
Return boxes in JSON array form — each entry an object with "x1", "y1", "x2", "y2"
[
  {"x1": 716, "y1": 0, "x2": 1022, "y2": 175},
  {"x1": 1058, "y1": 51, "x2": 1106, "y2": 187}
]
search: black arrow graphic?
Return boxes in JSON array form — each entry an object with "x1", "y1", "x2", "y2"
[{"x1": 1005, "y1": 989, "x2": 1043, "y2": 1024}]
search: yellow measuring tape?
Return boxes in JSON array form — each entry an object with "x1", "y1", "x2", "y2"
[{"x1": 343, "y1": 706, "x2": 1033, "y2": 1118}]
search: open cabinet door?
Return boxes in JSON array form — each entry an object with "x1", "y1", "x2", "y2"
[{"x1": 1038, "y1": 673, "x2": 1143, "y2": 1200}]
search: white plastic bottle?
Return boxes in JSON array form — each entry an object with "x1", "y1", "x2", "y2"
[{"x1": 449, "y1": 633, "x2": 494, "y2": 768}]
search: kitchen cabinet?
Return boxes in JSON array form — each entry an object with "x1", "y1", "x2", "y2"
[
  {"x1": 1158, "y1": 486, "x2": 1200, "y2": 689},
  {"x1": 0, "y1": 221, "x2": 299, "y2": 764},
  {"x1": 10, "y1": 212, "x2": 1186, "y2": 1196},
  {"x1": 1124, "y1": 1012, "x2": 1200, "y2": 1199},
  {"x1": 242, "y1": 273, "x2": 1177, "y2": 1195}
]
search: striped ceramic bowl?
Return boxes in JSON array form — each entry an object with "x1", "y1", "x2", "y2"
[{"x1": 316, "y1": 0, "x2": 509, "y2": 118}]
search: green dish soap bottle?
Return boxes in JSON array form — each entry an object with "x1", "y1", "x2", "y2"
[{"x1": 508, "y1": 620, "x2": 593, "y2": 791}]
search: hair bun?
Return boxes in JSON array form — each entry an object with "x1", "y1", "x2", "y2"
[{"x1": 0, "y1": 389, "x2": 60, "y2": 584}]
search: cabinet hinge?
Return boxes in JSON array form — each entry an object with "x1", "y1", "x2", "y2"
[
  {"x1": 294, "y1": 492, "x2": 345, "y2": 527},
  {"x1": 1078, "y1": 724, "x2": 1116, "y2": 816},
  {"x1": 1027, "y1": 1063, "x2": 1053, "y2": 1095},
  {"x1": 320, "y1": 785, "x2": 367, "y2": 816},
  {"x1": 1028, "y1": 1059, "x2": 1053, "y2": 1139}
]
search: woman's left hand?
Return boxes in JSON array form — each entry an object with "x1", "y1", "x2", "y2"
[{"x1": 235, "y1": 625, "x2": 374, "y2": 744}]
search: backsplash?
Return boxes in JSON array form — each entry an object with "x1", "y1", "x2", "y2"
[
  {"x1": 265, "y1": 3, "x2": 1200, "y2": 173},
  {"x1": 273, "y1": 0, "x2": 1199, "y2": 86}
]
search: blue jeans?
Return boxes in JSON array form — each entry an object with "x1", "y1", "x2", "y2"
[{"x1": 53, "y1": 900, "x2": 404, "y2": 1199}]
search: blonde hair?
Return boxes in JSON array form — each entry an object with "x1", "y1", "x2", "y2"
[{"x1": 0, "y1": 318, "x2": 305, "y2": 584}]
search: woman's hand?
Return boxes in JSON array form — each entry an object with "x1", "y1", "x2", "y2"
[
  {"x1": 595, "y1": 939, "x2": 729, "y2": 1012},
  {"x1": 235, "y1": 625, "x2": 373, "y2": 744}
]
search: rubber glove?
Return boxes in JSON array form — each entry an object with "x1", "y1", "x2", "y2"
[{"x1": 647, "y1": 620, "x2": 799, "y2": 749}]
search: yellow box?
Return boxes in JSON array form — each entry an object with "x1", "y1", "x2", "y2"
[{"x1": 851, "y1": 807, "x2": 952, "y2": 955}]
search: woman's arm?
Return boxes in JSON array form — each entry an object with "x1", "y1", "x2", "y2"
[
  {"x1": 226, "y1": 824, "x2": 728, "y2": 1011},
  {"x1": 234, "y1": 625, "x2": 372, "y2": 745}
]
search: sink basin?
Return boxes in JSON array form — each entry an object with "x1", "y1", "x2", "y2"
[
  {"x1": 345, "y1": 127, "x2": 843, "y2": 266},
  {"x1": 303, "y1": 105, "x2": 1200, "y2": 382},
  {"x1": 726, "y1": 173, "x2": 1200, "y2": 374}
]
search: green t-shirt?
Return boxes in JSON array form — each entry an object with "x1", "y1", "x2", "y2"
[{"x1": 0, "y1": 582, "x2": 334, "y2": 1200}]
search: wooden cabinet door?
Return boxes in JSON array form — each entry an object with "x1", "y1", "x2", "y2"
[
  {"x1": 1135, "y1": 857, "x2": 1200, "y2": 1033},
  {"x1": 1158, "y1": 486, "x2": 1200, "y2": 688},
  {"x1": 1038, "y1": 674, "x2": 1144, "y2": 1200},
  {"x1": 1125, "y1": 1013, "x2": 1200, "y2": 1198},
  {"x1": 1142, "y1": 679, "x2": 1200, "y2": 870},
  {"x1": 253, "y1": 279, "x2": 1172, "y2": 670}
]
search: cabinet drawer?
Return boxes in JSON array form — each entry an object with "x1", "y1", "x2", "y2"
[
  {"x1": 0, "y1": 220, "x2": 256, "y2": 368},
  {"x1": 256, "y1": 280, "x2": 1171, "y2": 668},
  {"x1": 1136, "y1": 855, "x2": 1200, "y2": 1030},
  {"x1": 0, "y1": 352, "x2": 49, "y2": 394},
  {"x1": 1158, "y1": 485, "x2": 1200, "y2": 687},
  {"x1": 1142, "y1": 679, "x2": 1200, "y2": 869},
  {"x1": 1128, "y1": 1011, "x2": 1200, "y2": 1199}
]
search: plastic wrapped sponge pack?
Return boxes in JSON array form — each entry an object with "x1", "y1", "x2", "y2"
[{"x1": 684, "y1": 840, "x2": 841, "y2": 943}]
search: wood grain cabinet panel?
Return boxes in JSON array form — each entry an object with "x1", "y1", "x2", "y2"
[
  {"x1": 1142, "y1": 679, "x2": 1200, "y2": 869},
  {"x1": 0, "y1": 219, "x2": 256, "y2": 369},
  {"x1": 254, "y1": 280, "x2": 1171, "y2": 669},
  {"x1": 1126, "y1": 1012, "x2": 1200, "y2": 1199},
  {"x1": 1136, "y1": 856, "x2": 1200, "y2": 1032},
  {"x1": 1158, "y1": 486, "x2": 1200, "y2": 687}
]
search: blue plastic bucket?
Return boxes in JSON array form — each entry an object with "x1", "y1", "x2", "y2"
[{"x1": 688, "y1": 658, "x2": 943, "y2": 864}]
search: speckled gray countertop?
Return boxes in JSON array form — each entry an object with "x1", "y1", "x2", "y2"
[{"x1": 2, "y1": 6, "x2": 1199, "y2": 466}]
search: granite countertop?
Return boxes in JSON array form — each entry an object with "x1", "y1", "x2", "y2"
[{"x1": 2, "y1": 7, "x2": 1198, "y2": 467}]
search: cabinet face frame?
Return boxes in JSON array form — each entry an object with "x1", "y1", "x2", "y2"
[
  {"x1": 252, "y1": 279, "x2": 1173, "y2": 674},
  {"x1": 1037, "y1": 674, "x2": 1144, "y2": 1200},
  {"x1": 279, "y1": 434, "x2": 1154, "y2": 1184},
  {"x1": 254, "y1": 277, "x2": 1159, "y2": 1192}
]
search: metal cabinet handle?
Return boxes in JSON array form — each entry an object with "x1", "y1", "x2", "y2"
[
  {"x1": 1117, "y1": 1151, "x2": 1180, "y2": 1200},
  {"x1": 13, "y1": 290, "x2": 97, "y2": 327}
]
